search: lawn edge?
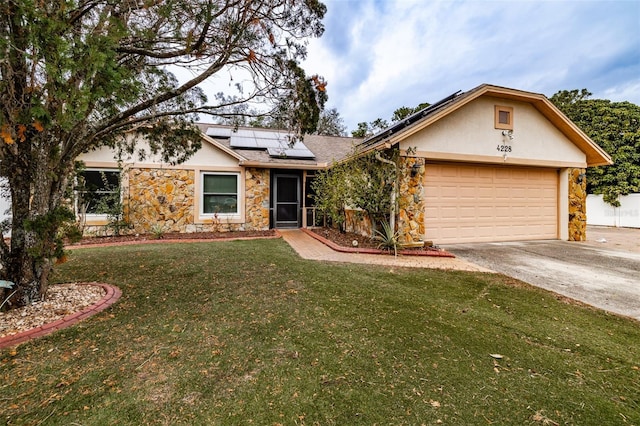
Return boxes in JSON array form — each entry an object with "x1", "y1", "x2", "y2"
[{"x1": 0, "y1": 283, "x2": 122, "y2": 349}]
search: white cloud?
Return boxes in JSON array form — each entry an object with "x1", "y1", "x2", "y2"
[
  {"x1": 600, "y1": 79, "x2": 640, "y2": 104},
  {"x1": 304, "y1": 0, "x2": 640, "y2": 131}
]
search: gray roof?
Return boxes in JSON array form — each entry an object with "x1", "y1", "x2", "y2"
[{"x1": 198, "y1": 124, "x2": 358, "y2": 169}]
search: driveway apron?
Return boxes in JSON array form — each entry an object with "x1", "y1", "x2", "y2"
[{"x1": 446, "y1": 229, "x2": 640, "y2": 321}]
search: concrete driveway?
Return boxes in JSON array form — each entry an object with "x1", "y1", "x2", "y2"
[{"x1": 445, "y1": 226, "x2": 640, "y2": 321}]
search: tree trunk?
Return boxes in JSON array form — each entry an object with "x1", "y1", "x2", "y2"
[
  {"x1": 1, "y1": 142, "x2": 69, "y2": 310},
  {"x1": 3, "y1": 180, "x2": 52, "y2": 308}
]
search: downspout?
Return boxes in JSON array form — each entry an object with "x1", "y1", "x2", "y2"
[{"x1": 375, "y1": 153, "x2": 397, "y2": 232}]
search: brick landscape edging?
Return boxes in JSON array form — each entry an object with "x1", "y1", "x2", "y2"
[
  {"x1": 66, "y1": 231, "x2": 282, "y2": 250},
  {"x1": 0, "y1": 283, "x2": 122, "y2": 349},
  {"x1": 301, "y1": 228, "x2": 455, "y2": 258}
]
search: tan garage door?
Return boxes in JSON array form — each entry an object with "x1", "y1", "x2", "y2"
[{"x1": 424, "y1": 163, "x2": 558, "y2": 244}]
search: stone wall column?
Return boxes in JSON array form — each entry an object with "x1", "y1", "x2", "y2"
[
  {"x1": 245, "y1": 168, "x2": 270, "y2": 230},
  {"x1": 397, "y1": 156, "x2": 426, "y2": 244},
  {"x1": 568, "y1": 168, "x2": 587, "y2": 241}
]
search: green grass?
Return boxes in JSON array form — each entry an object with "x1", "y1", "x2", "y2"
[{"x1": 1, "y1": 239, "x2": 639, "y2": 425}]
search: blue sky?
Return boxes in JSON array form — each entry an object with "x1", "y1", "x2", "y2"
[{"x1": 302, "y1": 0, "x2": 640, "y2": 131}]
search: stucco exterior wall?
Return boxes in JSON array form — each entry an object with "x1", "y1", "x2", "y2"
[
  {"x1": 399, "y1": 97, "x2": 587, "y2": 168},
  {"x1": 78, "y1": 138, "x2": 240, "y2": 168}
]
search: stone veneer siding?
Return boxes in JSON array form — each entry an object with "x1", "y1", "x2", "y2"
[
  {"x1": 85, "y1": 167, "x2": 272, "y2": 235},
  {"x1": 344, "y1": 209, "x2": 373, "y2": 236},
  {"x1": 397, "y1": 156, "x2": 426, "y2": 244},
  {"x1": 568, "y1": 167, "x2": 587, "y2": 241},
  {"x1": 125, "y1": 168, "x2": 196, "y2": 234},
  {"x1": 119, "y1": 167, "x2": 271, "y2": 234},
  {"x1": 244, "y1": 167, "x2": 270, "y2": 231}
]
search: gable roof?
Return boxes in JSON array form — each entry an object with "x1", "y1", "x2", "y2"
[
  {"x1": 198, "y1": 124, "x2": 357, "y2": 169},
  {"x1": 360, "y1": 84, "x2": 612, "y2": 167}
]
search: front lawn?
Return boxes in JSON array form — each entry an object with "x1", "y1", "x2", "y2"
[{"x1": 1, "y1": 239, "x2": 638, "y2": 425}]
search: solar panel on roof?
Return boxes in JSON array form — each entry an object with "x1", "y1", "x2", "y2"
[
  {"x1": 206, "y1": 127, "x2": 232, "y2": 138},
  {"x1": 235, "y1": 129, "x2": 256, "y2": 138},
  {"x1": 253, "y1": 137, "x2": 282, "y2": 149},
  {"x1": 229, "y1": 136, "x2": 258, "y2": 148},
  {"x1": 266, "y1": 147, "x2": 315, "y2": 159},
  {"x1": 208, "y1": 127, "x2": 316, "y2": 159}
]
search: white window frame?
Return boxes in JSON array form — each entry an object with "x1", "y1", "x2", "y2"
[
  {"x1": 76, "y1": 168, "x2": 121, "y2": 220},
  {"x1": 494, "y1": 105, "x2": 514, "y2": 130},
  {"x1": 200, "y1": 171, "x2": 241, "y2": 218}
]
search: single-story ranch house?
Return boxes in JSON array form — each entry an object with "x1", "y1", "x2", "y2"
[{"x1": 76, "y1": 84, "x2": 611, "y2": 244}]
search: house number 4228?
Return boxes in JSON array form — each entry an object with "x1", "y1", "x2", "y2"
[{"x1": 497, "y1": 144, "x2": 512, "y2": 153}]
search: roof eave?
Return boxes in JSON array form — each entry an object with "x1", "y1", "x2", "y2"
[
  {"x1": 200, "y1": 133, "x2": 247, "y2": 162},
  {"x1": 238, "y1": 160, "x2": 329, "y2": 170}
]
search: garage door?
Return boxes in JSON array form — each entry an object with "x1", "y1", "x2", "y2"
[{"x1": 424, "y1": 163, "x2": 558, "y2": 243}]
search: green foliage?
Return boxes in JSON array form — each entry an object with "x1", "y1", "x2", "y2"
[
  {"x1": 374, "y1": 220, "x2": 401, "y2": 256},
  {"x1": 315, "y1": 107, "x2": 347, "y2": 136},
  {"x1": 312, "y1": 149, "x2": 398, "y2": 231},
  {"x1": 150, "y1": 224, "x2": 166, "y2": 239},
  {"x1": 550, "y1": 89, "x2": 640, "y2": 205},
  {"x1": 23, "y1": 206, "x2": 76, "y2": 262},
  {"x1": 351, "y1": 119, "x2": 389, "y2": 138},
  {"x1": 391, "y1": 102, "x2": 430, "y2": 122},
  {"x1": 310, "y1": 163, "x2": 349, "y2": 230},
  {"x1": 0, "y1": 0, "x2": 328, "y2": 306},
  {"x1": 352, "y1": 102, "x2": 431, "y2": 137}
]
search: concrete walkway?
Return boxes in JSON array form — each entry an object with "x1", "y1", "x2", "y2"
[{"x1": 279, "y1": 229, "x2": 491, "y2": 272}]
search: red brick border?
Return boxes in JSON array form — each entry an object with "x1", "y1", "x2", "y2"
[
  {"x1": 301, "y1": 228, "x2": 455, "y2": 258},
  {"x1": 0, "y1": 283, "x2": 122, "y2": 349},
  {"x1": 65, "y1": 232, "x2": 282, "y2": 250}
]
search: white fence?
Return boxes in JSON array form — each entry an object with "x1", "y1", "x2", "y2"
[{"x1": 587, "y1": 194, "x2": 640, "y2": 228}]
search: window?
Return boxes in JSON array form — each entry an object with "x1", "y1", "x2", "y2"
[
  {"x1": 78, "y1": 169, "x2": 120, "y2": 214},
  {"x1": 494, "y1": 105, "x2": 514, "y2": 130},
  {"x1": 202, "y1": 173, "x2": 239, "y2": 215}
]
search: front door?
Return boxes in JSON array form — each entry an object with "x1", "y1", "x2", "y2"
[{"x1": 273, "y1": 174, "x2": 300, "y2": 228}]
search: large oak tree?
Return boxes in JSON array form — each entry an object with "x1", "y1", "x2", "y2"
[{"x1": 0, "y1": 0, "x2": 327, "y2": 309}]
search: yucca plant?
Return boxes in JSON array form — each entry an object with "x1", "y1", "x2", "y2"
[{"x1": 374, "y1": 220, "x2": 401, "y2": 256}]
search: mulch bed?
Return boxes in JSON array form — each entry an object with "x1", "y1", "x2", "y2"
[
  {"x1": 311, "y1": 227, "x2": 383, "y2": 250},
  {"x1": 308, "y1": 227, "x2": 454, "y2": 257}
]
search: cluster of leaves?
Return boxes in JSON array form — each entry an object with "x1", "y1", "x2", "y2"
[
  {"x1": 315, "y1": 107, "x2": 348, "y2": 136},
  {"x1": 311, "y1": 149, "x2": 398, "y2": 232},
  {"x1": 550, "y1": 89, "x2": 640, "y2": 205},
  {"x1": 351, "y1": 102, "x2": 430, "y2": 138},
  {"x1": 220, "y1": 104, "x2": 346, "y2": 137},
  {"x1": 374, "y1": 220, "x2": 401, "y2": 255}
]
